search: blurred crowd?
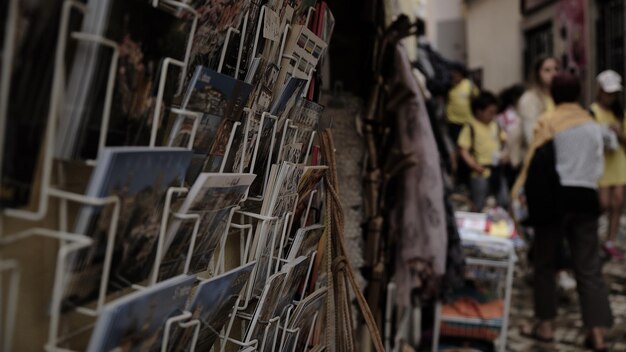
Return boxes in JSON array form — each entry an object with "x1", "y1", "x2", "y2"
[{"x1": 436, "y1": 56, "x2": 624, "y2": 351}]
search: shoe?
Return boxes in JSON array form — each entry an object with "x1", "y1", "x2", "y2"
[
  {"x1": 584, "y1": 336, "x2": 609, "y2": 352},
  {"x1": 519, "y1": 325, "x2": 554, "y2": 343},
  {"x1": 603, "y1": 243, "x2": 625, "y2": 260},
  {"x1": 558, "y1": 271, "x2": 577, "y2": 291}
]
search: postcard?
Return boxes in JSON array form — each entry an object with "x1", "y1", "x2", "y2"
[
  {"x1": 247, "y1": 218, "x2": 280, "y2": 298},
  {"x1": 292, "y1": 166, "x2": 327, "y2": 231},
  {"x1": 265, "y1": 162, "x2": 304, "y2": 217},
  {"x1": 276, "y1": 99, "x2": 321, "y2": 163},
  {"x1": 274, "y1": 23, "x2": 327, "y2": 92},
  {"x1": 282, "y1": 287, "x2": 328, "y2": 352},
  {"x1": 321, "y1": 3, "x2": 335, "y2": 44},
  {"x1": 270, "y1": 77, "x2": 307, "y2": 127},
  {"x1": 1, "y1": 0, "x2": 70, "y2": 208},
  {"x1": 286, "y1": 224, "x2": 324, "y2": 261},
  {"x1": 240, "y1": 0, "x2": 267, "y2": 78},
  {"x1": 159, "y1": 173, "x2": 255, "y2": 279},
  {"x1": 87, "y1": 275, "x2": 195, "y2": 352},
  {"x1": 159, "y1": 207, "x2": 230, "y2": 280},
  {"x1": 292, "y1": 0, "x2": 317, "y2": 25},
  {"x1": 294, "y1": 99, "x2": 323, "y2": 130},
  {"x1": 244, "y1": 57, "x2": 263, "y2": 85},
  {"x1": 281, "y1": 142, "x2": 304, "y2": 164},
  {"x1": 263, "y1": 8, "x2": 282, "y2": 42},
  {"x1": 58, "y1": 0, "x2": 190, "y2": 161},
  {"x1": 244, "y1": 271, "x2": 287, "y2": 348},
  {"x1": 286, "y1": 25, "x2": 328, "y2": 70},
  {"x1": 249, "y1": 114, "x2": 278, "y2": 197},
  {"x1": 167, "y1": 66, "x2": 253, "y2": 156},
  {"x1": 275, "y1": 256, "x2": 311, "y2": 317},
  {"x1": 168, "y1": 262, "x2": 256, "y2": 351},
  {"x1": 185, "y1": 0, "x2": 252, "y2": 75},
  {"x1": 232, "y1": 113, "x2": 260, "y2": 174},
  {"x1": 62, "y1": 147, "x2": 191, "y2": 308}
]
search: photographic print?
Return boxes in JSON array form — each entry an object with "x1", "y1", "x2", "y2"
[
  {"x1": 249, "y1": 114, "x2": 278, "y2": 197},
  {"x1": 58, "y1": 0, "x2": 190, "y2": 161},
  {"x1": 270, "y1": 77, "x2": 307, "y2": 130},
  {"x1": 286, "y1": 224, "x2": 324, "y2": 261},
  {"x1": 87, "y1": 275, "x2": 195, "y2": 352},
  {"x1": 265, "y1": 162, "x2": 304, "y2": 216},
  {"x1": 277, "y1": 24, "x2": 327, "y2": 93},
  {"x1": 168, "y1": 66, "x2": 253, "y2": 156},
  {"x1": 62, "y1": 147, "x2": 191, "y2": 309},
  {"x1": 186, "y1": 0, "x2": 252, "y2": 75},
  {"x1": 290, "y1": 0, "x2": 318, "y2": 25},
  {"x1": 312, "y1": 44, "x2": 322, "y2": 59},
  {"x1": 275, "y1": 255, "x2": 311, "y2": 317},
  {"x1": 167, "y1": 262, "x2": 255, "y2": 352},
  {"x1": 244, "y1": 271, "x2": 287, "y2": 348},
  {"x1": 304, "y1": 39, "x2": 315, "y2": 55},
  {"x1": 282, "y1": 287, "x2": 328, "y2": 352},
  {"x1": 282, "y1": 142, "x2": 304, "y2": 164},
  {"x1": 291, "y1": 166, "x2": 326, "y2": 231},
  {"x1": 159, "y1": 207, "x2": 232, "y2": 280},
  {"x1": 295, "y1": 100, "x2": 323, "y2": 130},
  {"x1": 158, "y1": 173, "x2": 255, "y2": 279},
  {"x1": 232, "y1": 113, "x2": 260, "y2": 174},
  {"x1": 263, "y1": 8, "x2": 282, "y2": 42},
  {"x1": 276, "y1": 99, "x2": 322, "y2": 164},
  {"x1": 247, "y1": 219, "x2": 280, "y2": 298}
]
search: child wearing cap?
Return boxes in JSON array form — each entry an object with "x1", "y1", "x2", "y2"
[{"x1": 591, "y1": 69, "x2": 626, "y2": 260}]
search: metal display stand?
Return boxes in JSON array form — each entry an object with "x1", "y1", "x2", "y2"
[
  {"x1": 0, "y1": 0, "x2": 18, "y2": 188},
  {"x1": 0, "y1": 259, "x2": 19, "y2": 352},
  {"x1": 432, "y1": 231, "x2": 516, "y2": 352},
  {"x1": 0, "y1": 0, "x2": 332, "y2": 350},
  {"x1": 161, "y1": 311, "x2": 201, "y2": 352}
]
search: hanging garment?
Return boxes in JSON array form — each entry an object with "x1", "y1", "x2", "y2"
[
  {"x1": 413, "y1": 66, "x2": 465, "y2": 301},
  {"x1": 384, "y1": 43, "x2": 448, "y2": 306}
]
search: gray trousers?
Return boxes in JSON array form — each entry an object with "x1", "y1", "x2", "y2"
[
  {"x1": 533, "y1": 214, "x2": 613, "y2": 328},
  {"x1": 470, "y1": 174, "x2": 508, "y2": 210}
]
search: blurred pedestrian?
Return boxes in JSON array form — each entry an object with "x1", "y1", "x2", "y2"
[
  {"x1": 497, "y1": 84, "x2": 526, "y2": 187},
  {"x1": 446, "y1": 63, "x2": 479, "y2": 142},
  {"x1": 457, "y1": 91, "x2": 508, "y2": 211},
  {"x1": 446, "y1": 63, "x2": 479, "y2": 188},
  {"x1": 515, "y1": 73, "x2": 613, "y2": 351},
  {"x1": 518, "y1": 56, "x2": 559, "y2": 150},
  {"x1": 591, "y1": 70, "x2": 626, "y2": 260}
]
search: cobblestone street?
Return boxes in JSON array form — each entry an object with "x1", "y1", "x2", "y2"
[{"x1": 507, "y1": 218, "x2": 626, "y2": 351}]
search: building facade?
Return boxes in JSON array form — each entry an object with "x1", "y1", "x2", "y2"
[{"x1": 465, "y1": 0, "x2": 626, "y2": 103}]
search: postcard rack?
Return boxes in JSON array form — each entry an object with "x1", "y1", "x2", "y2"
[
  {"x1": 0, "y1": 0, "x2": 332, "y2": 350},
  {"x1": 0, "y1": 259, "x2": 19, "y2": 352}
]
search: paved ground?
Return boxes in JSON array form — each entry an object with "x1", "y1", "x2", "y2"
[{"x1": 507, "y1": 217, "x2": 626, "y2": 351}]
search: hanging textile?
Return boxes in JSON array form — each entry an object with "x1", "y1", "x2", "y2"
[{"x1": 384, "y1": 42, "x2": 448, "y2": 307}]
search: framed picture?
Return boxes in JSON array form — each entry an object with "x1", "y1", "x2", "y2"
[{"x1": 521, "y1": 0, "x2": 556, "y2": 14}]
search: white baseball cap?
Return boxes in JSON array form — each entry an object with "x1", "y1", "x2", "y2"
[{"x1": 597, "y1": 70, "x2": 623, "y2": 93}]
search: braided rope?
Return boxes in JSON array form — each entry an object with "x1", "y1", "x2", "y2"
[{"x1": 320, "y1": 129, "x2": 385, "y2": 352}]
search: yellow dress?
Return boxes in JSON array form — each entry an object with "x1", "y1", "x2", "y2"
[{"x1": 591, "y1": 103, "x2": 626, "y2": 187}]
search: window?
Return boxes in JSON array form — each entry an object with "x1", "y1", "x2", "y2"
[
  {"x1": 596, "y1": 0, "x2": 625, "y2": 79},
  {"x1": 524, "y1": 23, "x2": 554, "y2": 80}
]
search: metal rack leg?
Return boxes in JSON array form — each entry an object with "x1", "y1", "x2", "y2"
[{"x1": 432, "y1": 303, "x2": 441, "y2": 352}]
